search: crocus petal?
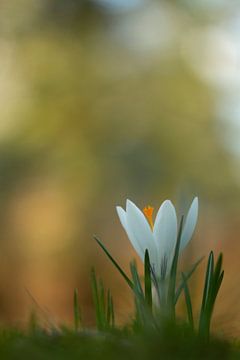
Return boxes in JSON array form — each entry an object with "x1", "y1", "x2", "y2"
[
  {"x1": 153, "y1": 200, "x2": 177, "y2": 274},
  {"x1": 126, "y1": 199, "x2": 157, "y2": 265},
  {"x1": 180, "y1": 197, "x2": 198, "y2": 252},
  {"x1": 116, "y1": 206, "x2": 128, "y2": 230},
  {"x1": 116, "y1": 206, "x2": 144, "y2": 260}
]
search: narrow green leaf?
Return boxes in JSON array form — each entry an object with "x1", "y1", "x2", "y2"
[
  {"x1": 216, "y1": 270, "x2": 224, "y2": 293},
  {"x1": 110, "y1": 294, "x2": 115, "y2": 327},
  {"x1": 208, "y1": 254, "x2": 224, "y2": 313},
  {"x1": 94, "y1": 236, "x2": 133, "y2": 289},
  {"x1": 90, "y1": 268, "x2": 102, "y2": 330},
  {"x1": 99, "y1": 279, "x2": 106, "y2": 328},
  {"x1": 106, "y1": 288, "x2": 115, "y2": 329},
  {"x1": 199, "y1": 251, "x2": 215, "y2": 339},
  {"x1": 213, "y1": 253, "x2": 223, "y2": 282},
  {"x1": 181, "y1": 272, "x2": 194, "y2": 330},
  {"x1": 144, "y1": 250, "x2": 152, "y2": 311},
  {"x1": 107, "y1": 289, "x2": 111, "y2": 325},
  {"x1": 150, "y1": 267, "x2": 162, "y2": 306},
  {"x1": 73, "y1": 288, "x2": 81, "y2": 332},
  {"x1": 210, "y1": 270, "x2": 224, "y2": 309},
  {"x1": 130, "y1": 261, "x2": 144, "y2": 299},
  {"x1": 175, "y1": 256, "x2": 204, "y2": 305},
  {"x1": 200, "y1": 251, "x2": 214, "y2": 316},
  {"x1": 199, "y1": 252, "x2": 224, "y2": 341},
  {"x1": 167, "y1": 216, "x2": 184, "y2": 319},
  {"x1": 130, "y1": 261, "x2": 149, "y2": 329}
]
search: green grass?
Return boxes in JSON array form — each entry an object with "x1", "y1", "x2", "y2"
[
  {"x1": 0, "y1": 228, "x2": 237, "y2": 358},
  {"x1": 0, "y1": 326, "x2": 239, "y2": 360}
]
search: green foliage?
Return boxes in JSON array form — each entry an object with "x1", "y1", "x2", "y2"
[
  {"x1": 0, "y1": 327, "x2": 238, "y2": 360},
  {"x1": 73, "y1": 288, "x2": 81, "y2": 332},
  {"x1": 199, "y1": 252, "x2": 224, "y2": 341},
  {"x1": 90, "y1": 268, "x2": 115, "y2": 331},
  {"x1": 181, "y1": 272, "x2": 194, "y2": 330},
  {"x1": 174, "y1": 256, "x2": 204, "y2": 305},
  {"x1": 0, "y1": 238, "x2": 230, "y2": 359},
  {"x1": 94, "y1": 236, "x2": 133, "y2": 289},
  {"x1": 167, "y1": 216, "x2": 184, "y2": 320},
  {"x1": 94, "y1": 235, "x2": 224, "y2": 341},
  {"x1": 144, "y1": 250, "x2": 152, "y2": 312}
]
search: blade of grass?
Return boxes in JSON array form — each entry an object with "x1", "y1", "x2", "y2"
[
  {"x1": 167, "y1": 216, "x2": 184, "y2": 320},
  {"x1": 90, "y1": 268, "x2": 102, "y2": 330},
  {"x1": 181, "y1": 272, "x2": 194, "y2": 330},
  {"x1": 175, "y1": 256, "x2": 204, "y2": 305},
  {"x1": 213, "y1": 253, "x2": 222, "y2": 281},
  {"x1": 130, "y1": 261, "x2": 149, "y2": 329},
  {"x1": 99, "y1": 279, "x2": 106, "y2": 329},
  {"x1": 73, "y1": 288, "x2": 81, "y2": 332},
  {"x1": 200, "y1": 251, "x2": 214, "y2": 319},
  {"x1": 149, "y1": 265, "x2": 162, "y2": 306},
  {"x1": 107, "y1": 289, "x2": 111, "y2": 325},
  {"x1": 198, "y1": 254, "x2": 224, "y2": 341},
  {"x1": 209, "y1": 254, "x2": 224, "y2": 311},
  {"x1": 216, "y1": 270, "x2": 224, "y2": 294},
  {"x1": 130, "y1": 261, "x2": 144, "y2": 299},
  {"x1": 199, "y1": 251, "x2": 215, "y2": 339},
  {"x1": 110, "y1": 294, "x2": 115, "y2": 327},
  {"x1": 144, "y1": 250, "x2": 152, "y2": 311},
  {"x1": 94, "y1": 235, "x2": 133, "y2": 289},
  {"x1": 107, "y1": 290, "x2": 115, "y2": 328}
]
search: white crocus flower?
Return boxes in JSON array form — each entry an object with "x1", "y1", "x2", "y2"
[{"x1": 116, "y1": 197, "x2": 198, "y2": 277}]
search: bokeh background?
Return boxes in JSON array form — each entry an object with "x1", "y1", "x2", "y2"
[{"x1": 0, "y1": 0, "x2": 240, "y2": 337}]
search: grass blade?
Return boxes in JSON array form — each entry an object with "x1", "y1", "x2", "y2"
[
  {"x1": 214, "y1": 253, "x2": 222, "y2": 281},
  {"x1": 198, "y1": 251, "x2": 218, "y2": 340},
  {"x1": 73, "y1": 288, "x2": 81, "y2": 332},
  {"x1": 144, "y1": 250, "x2": 152, "y2": 311},
  {"x1": 130, "y1": 261, "x2": 144, "y2": 299},
  {"x1": 167, "y1": 216, "x2": 184, "y2": 320},
  {"x1": 107, "y1": 290, "x2": 115, "y2": 328},
  {"x1": 200, "y1": 251, "x2": 214, "y2": 318},
  {"x1": 110, "y1": 294, "x2": 115, "y2": 327},
  {"x1": 130, "y1": 261, "x2": 148, "y2": 329},
  {"x1": 175, "y1": 256, "x2": 204, "y2": 305},
  {"x1": 99, "y1": 279, "x2": 106, "y2": 328},
  {"x1": 181, "y1": 272, "x2": 194, "y2": 330},
  {"x1": 94, "y1": 235, "x2": 133, "y2": 289},
  {"x1": 107, "y1": 289, "x2": 111, "y2": 325},
  {"x1": 91, "y1": 268, "x2": 102, "y2": 330}
]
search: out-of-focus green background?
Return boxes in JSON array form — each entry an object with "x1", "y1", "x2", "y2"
[{"x1": 0, "y1": 0, "x2": 240, "y2": 336}]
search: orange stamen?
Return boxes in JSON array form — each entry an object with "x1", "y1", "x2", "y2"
[{"x1": 143, "y1": 205, "x2": 154, "y2": 230}]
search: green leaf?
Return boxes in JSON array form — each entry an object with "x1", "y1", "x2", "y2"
[
  {"x1": 130, "y1": 261, "x2": 144, "y2": 299},
  {"x1": 175, "y1": 256, "x2": 204, "y2": 305},
  {"x1": 200, "y1": 251, "x2": 214, "y2": 318},
  {"x1": 130, "y1": 261, "x2": 151, "y2": 329},
  {"x1": 213, "y1": 253, "x2": 222, "y2": 281},
  {"x1": 110, "y1": 294, "x2": 115, "y2": 327},
  {"x1": 198, "y1": 252, "x2": 224, "y2": 341},
  {"x1": 99, "y1": 279, "x2": 106, "y2": 328},
  {"x1": 181, "y1": 272, "x2": 194, "y2": 330},
  {"x1": 107, "y1": 289, "x2": 111, "y2": 325},
  {"x1": 94, "y1": 235, "x2": 133, "y2": 289},
  {"x1": 144, "y1": 250, "x2": 152, "y2": 311},
  {"x1": 210, "y1": 270, "x2": 224, "y2": 313},
  {"x1": 73, "y1": 288, "x2": 81, "y2": 332},
  {"x1": 106, "y1": 289, "x2": 115, "y2": 328},
  {"x1": 167, "y1": 216, "x2": 184, "y2": 320},
  {"x1": 90, "y1": 268, "x2": 102, "y2": 330}
]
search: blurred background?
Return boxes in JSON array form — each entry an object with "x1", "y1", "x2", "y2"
[{"x1": 0, "y1": 0, "x2": 240, "y2": 337}]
